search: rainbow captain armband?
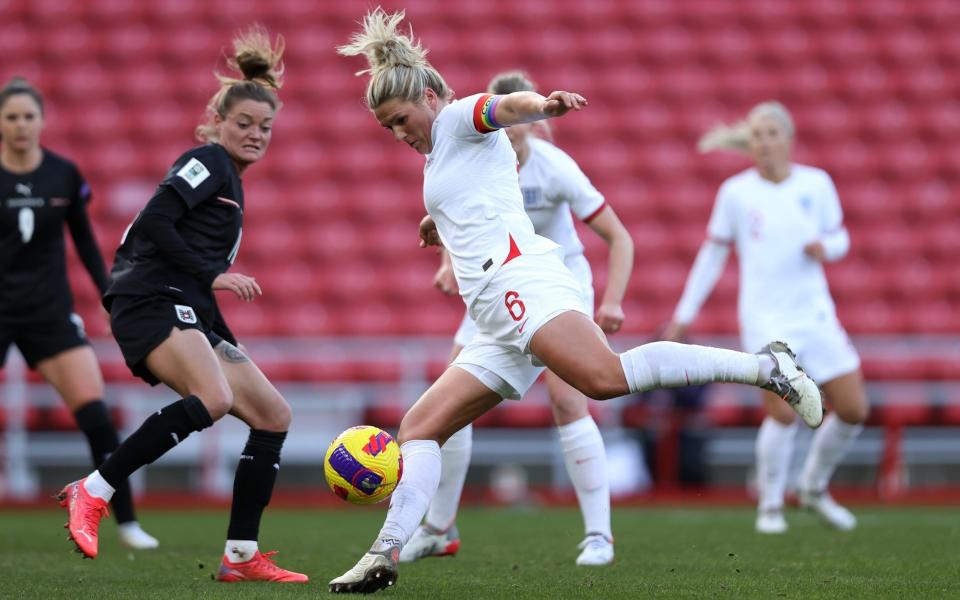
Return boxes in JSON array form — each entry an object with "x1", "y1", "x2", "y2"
[{"x1": 472, "y1": 94, "x2": 504, "y2": 133}]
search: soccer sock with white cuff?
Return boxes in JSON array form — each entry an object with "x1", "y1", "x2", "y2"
[
  {"x1": 224, "y1": 429, "x2": 287, "y2": 563},
  {"x1": 756, "y1": 416, "x2": 799, "y2": 512},
  {"x1": 92, "y1": 395, "x2": 213, "y2": 497},
  {"x1": 799, "y1": 413, "x2": 863, "y2": 493},
  {"x1": 373, "y1": 440, "x2": 442, "y2": 552},
  {"x1": 73, "y1": 400, "x2": 137, "y2": 524},
  {"x1": 619, "y1": 342, "x2": 772, "y2": 393},
  {"x1": 557, "y1": 415, "x2": 612, "y2": 540},
  {"x1": 425, "y1": 425, "x2": 473, "y2": 532}
]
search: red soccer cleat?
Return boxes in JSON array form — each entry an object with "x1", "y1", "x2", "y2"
[
  {"x1": 216, "y1": 550, "x2": 309, "y2": 583},
  {"x1": 57, "y1": 479, "x2": 109, "y2": 559}
]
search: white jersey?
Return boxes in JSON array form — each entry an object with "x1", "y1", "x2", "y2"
[
  {"x1": 520, "y1": 137, "x2": 606, "y2": 259},
  {"x1": 424, "y1": 94, "x2": 558, "y2": 307},
  {"x1": 708, "y1": 164, "x2": 845, "y2": 337}
]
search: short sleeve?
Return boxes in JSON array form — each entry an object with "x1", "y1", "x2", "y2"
[
  {"x1": 706, "y1": 182, "x2": 737, "y2": 243},
  {"x1": 551, "y1": 150, "x2": 606, "y2": 222},
  {"x1": 161, "y1": 145, "x2": 229, "y2": 208},
  {"x1": 817, "y1": 171, "x2": 844, "y2": 233},
  {"x1": 445, "y1": 94, "x2": 506, "y2": 138}
]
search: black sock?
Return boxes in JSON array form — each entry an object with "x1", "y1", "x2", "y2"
[
  {"x1": 98, "y1": 395, "x2": 213, "y2": 489},
  {"x1": 74, "y1": 400, "x2": 137, "y2": 524},
  {"x1": 226, "y1": 430, "x2": 287, "y2": 541}
]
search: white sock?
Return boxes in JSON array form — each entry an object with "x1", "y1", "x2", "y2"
[
  {"x1": 225, "y1": 539, "x2": 258, "y2": 563},
  {"x1": 373, "y1": 440, "x2": 442, "y2": 552},
  {"x1": 756, "y1": 417, "x2": 799, "y2": 512},
  {"x1": 800, "y1": 413, "x2": 863, "y2": 493},
  {"x1": 619, "y1": 342, "x2": 764, "y2": 394},
  {"x1": 83, "y1": 470, "x2": 115, "y2": 502},
  {"x1": 557, "y1": 416, "x2": 612, "y2": 539},
  {"x1": 425, "y1": 425, "x2": 473, "y2": 531}
]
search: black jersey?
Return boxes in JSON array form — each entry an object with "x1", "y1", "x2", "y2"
[
  {"x1": 0, "y1": 149, "x2": 108, "y2": 318},
  {"x1": 104, "y1": 144, "x2": 244, "y2": 322}
]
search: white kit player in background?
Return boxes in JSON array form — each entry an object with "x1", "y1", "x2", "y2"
[
  {"x1": 404, "y1": 71, "x2": 634, "y2": 567},
  {"x1": 332, "y1": 10, "x2": 823, "y2": 594},
  {"x1": 663, "y1": 101, "x2": 869, "y2": 534}
]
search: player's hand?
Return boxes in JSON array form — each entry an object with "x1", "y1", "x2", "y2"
[
  {"x1": 803, "y1": 240, "x2": 826, "y2": 261},
  {"x1": 596, "y1": 303, "x2": 625, "y2": 334},
  {"x1": 541, "y1": 91, "x2": 587, "y2": 118},
  {"x1": 212, "y1": 273, "x2": 262, "y2": 302},
  {"x1": 433, "y1": 263, "x2": 459, "y2": 296},
  {"x1": 661, "y1": 320, "x2": 688, "y2": 342},
  {"x1": 418, "y1": 215, "x2": 442, "y2": 248}
]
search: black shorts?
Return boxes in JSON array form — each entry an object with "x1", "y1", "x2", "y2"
[
  {"x1": 109, "y1": 293, "x2": 225, "y2": 386},
  {"x1": 0, "y1": 311, "x2": 89, "y2": 369}
]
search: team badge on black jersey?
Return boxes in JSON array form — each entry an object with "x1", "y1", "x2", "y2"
[{"x1": 175, "y1": 304, "x2": 198, "y2": 324}]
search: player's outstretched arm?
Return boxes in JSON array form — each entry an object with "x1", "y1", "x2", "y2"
[{"x1": 493, "y1": 91, "x2": 588, "y2": 127}]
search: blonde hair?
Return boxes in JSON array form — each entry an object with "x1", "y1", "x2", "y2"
[
  {"x1": 196, "y1": 25, "x2": 284, "y2": 142},
  {"x1": 488, "y1": 71, "x2": 536, "y2": 94},
  {"x1": 697, "y1": 101, "x2": 795, "y2": 154},
  {"x1": 337, "y1": 7, "x2": 450, "y2": 109}
]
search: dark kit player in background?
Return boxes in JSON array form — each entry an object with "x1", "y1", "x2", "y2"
[{"x1": 0, "y1": 77, "x2": 158, "y2": 549}]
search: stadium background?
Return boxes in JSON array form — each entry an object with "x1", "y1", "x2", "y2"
[{"x1": 0, "y1": 0, "x2": 958, "y2": 506}]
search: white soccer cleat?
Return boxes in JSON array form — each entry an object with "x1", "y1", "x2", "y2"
[
  {"x1": 117, "y1": 522, "x2": 159, "y2": 550},
  {"x1": 800, "y1": 490, "x2": 857, "y2": 531},
  {"x1": 329, "y1": 547, "x2": 399, "y2": 594},
  {"x1": 758, "y1": 341, "x2": 824, "y2": 428},
  {"x1": 755, "y1": 510, "x2": 789, "y2": 534},
  {"x1": 398, "y1": 525, "x2": 460, "y2": 563},
  {"x1": 575, "y1": 533, "x2": 614, "y2": 566}
]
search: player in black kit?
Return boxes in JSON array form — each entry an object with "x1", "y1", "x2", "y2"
[
  {"x1": 0, "y1": 78, "x2": 158, "y2": 549},
  {"x1": 56, "y1": 28, "x2": 307, "y2": 583}
]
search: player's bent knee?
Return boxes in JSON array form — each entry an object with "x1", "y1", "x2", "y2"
[
  {"x1": 262, "y1": 396, "x2": 293, "y2": 431},
  {"x1": 574, "y1": 366, "x2": 627, "y2": 400},
  {"x1": 195, "y1": 382, "x2": 234, "y2": 420}
]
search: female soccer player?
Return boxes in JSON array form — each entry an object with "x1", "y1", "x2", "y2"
[
  {"x1": 663, "y1": 102, "x2": 868, "y2": 534},
  {"x1": 56, "y1": 28, "x2": 307, "y2": 583},
  {"x1": 0, "y1": 78, "x2": 157, "y2": 549},
  {"x1": 330, "y1": 9, "x2": 824, "y2": 593},
  {"x1": 403, "y1": 71, "x2": 633, "y2": 567}
]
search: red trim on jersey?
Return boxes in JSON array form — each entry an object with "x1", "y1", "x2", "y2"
[
  {"x1": 582, "y1": 202, "x2": 608, "y2": 224},
  {"x1": 502, "y1": 234, "x2": 522, "y2": 266},
  {"x1": 216, "y1": 196, "x2": 240, "y2": 209},
  {"x1": 472, "y1": 94, "x2": 498, "y2": 133}
]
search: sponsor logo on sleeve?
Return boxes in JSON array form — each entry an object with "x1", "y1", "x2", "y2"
[
  {"x1": 175, "y1": 304, "x2": 198, "y2": 324},
  {"x1": 176, "y1": 158, "x2": 211, "y2": 189}
]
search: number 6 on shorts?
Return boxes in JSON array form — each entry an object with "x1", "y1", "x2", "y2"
[{"x1": 504, "y1": 290, "x2": 526, "y2": 321}]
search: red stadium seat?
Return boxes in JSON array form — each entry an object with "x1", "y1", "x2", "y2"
[{"x1": 2, "y1": 0, "x2": 953, "y2": 341}]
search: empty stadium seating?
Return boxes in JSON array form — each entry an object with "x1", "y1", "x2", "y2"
[{"x1": 0, "y1": 0, "x2": 954, "y2": 342}]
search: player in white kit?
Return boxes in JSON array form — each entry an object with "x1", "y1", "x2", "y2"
[
  {"x1": 402, "y1": 71, "x2": 634, "y2": 567},
  {"x1": 663, "y1": 102, "x2": 869, "y2": 534},
  {"x1": 331, "y1": 10, "x2": 824, "y2": 593}
]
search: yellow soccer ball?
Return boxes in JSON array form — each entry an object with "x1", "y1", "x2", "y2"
[{"x1": 324, "y1": 425, "x2": 402, "y2": 505}]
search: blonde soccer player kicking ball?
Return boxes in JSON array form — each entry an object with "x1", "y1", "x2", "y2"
[
  {"x1": 330, "y1": 9, "x2": 823, "y2": 594},
  {"x1": 402, "y1": 70, "x2": 633, "y2": 567},
  {"x1": 664, "y1": 102, "x2": 868, "y2": 534}
]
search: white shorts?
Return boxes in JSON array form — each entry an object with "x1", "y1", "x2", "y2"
[
  {"x1": 454, "y1": 253, "x2": 593, "y2": 347},
  {"x1": 741, "y1": 318, "x2": 861, "y2": 384},
  {"x1": 452, "y1": 250, "x2": 588, "y2": 400}
]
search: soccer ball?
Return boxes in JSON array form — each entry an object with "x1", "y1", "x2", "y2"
[{"x1": 324, "y1": 425, "x2": 403, "y2": 505}]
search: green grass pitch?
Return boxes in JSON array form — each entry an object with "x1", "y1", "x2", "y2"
[{"x1": 2, "y1": 506, "x2": 958, "y2": 598}]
